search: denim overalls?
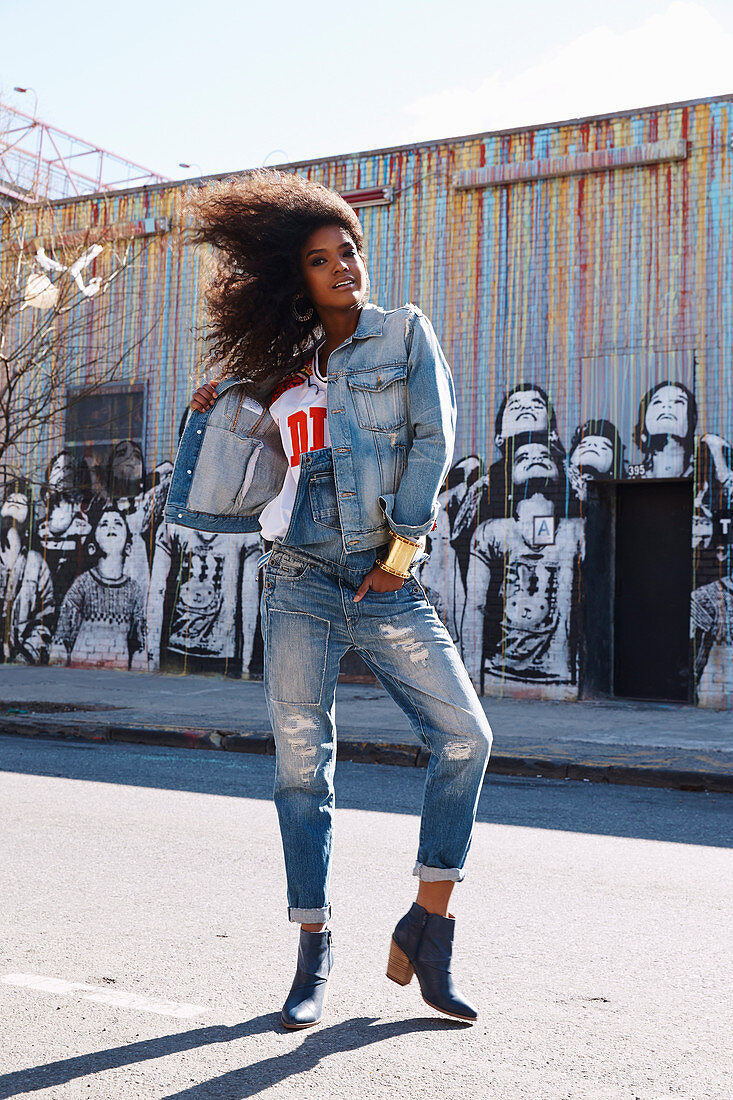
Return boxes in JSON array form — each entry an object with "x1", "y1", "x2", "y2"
[{"x1": 262, "y1": 447, "x2": 492, "y2": 924}]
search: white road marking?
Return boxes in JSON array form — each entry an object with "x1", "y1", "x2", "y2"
[
  {"x1": 2, "y1": 973, "x2": 209, "y2": 1018},
  {"x1": 3, "y1": 975, "x2": 97, "y2": 995}
]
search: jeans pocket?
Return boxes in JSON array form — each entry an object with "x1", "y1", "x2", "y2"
[
  {"x1": 365, "y1": 586, "x2": 403, "y2": 600},
  {"x1": 362, "y1": 577, "x2": 425, "y2": 609}
]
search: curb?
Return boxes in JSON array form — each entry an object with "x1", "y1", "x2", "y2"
[{"x1": 0, "y1": 718, "x2": 730, "y2": 794}]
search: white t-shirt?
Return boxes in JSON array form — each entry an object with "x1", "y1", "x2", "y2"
[{"x1": 259, "y1": 350, "x2": 331, "y2": 541}]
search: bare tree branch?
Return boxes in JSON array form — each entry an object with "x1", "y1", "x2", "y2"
[{"x1": 0, "y1": 198, "x2": 161, "y2": 492}]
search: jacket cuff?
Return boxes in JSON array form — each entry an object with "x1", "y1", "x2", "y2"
[{"x1": 378, "y1": 494, "x2": 439, "y2": 540}]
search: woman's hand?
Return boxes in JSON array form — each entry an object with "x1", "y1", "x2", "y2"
[
  {"x1": 354, "y1": 565, "x2": 404, "y2": 603},
  {"x1": 190, "y1": 380, "x2": 219, "y2": 412}
]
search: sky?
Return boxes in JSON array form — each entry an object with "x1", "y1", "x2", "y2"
[{"x1": 1, "y1": 0, "x2": 732, "y2": 181}]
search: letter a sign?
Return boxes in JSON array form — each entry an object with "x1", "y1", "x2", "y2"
[{"x1": 533, "y1": 515, "x2": 556, "y2": 546}]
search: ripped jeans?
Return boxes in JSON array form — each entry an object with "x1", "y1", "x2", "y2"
[
  {"x1": 260, "y1": 449, "x2": 492, "y2": 923},
  {"x1": 262, "y1": 550, "x2": 492, "y2": 923}
]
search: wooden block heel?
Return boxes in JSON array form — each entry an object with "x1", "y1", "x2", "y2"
[{"x1": 386, "y1": 937, "x2": 414, "y2": 986}]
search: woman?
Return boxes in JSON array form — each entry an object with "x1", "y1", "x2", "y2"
[
  {"x1": 1, "y1": 477, "x2": 55, "y2": 665},
  {"x1": 176, "y1": 170, "x2": 492, "y2": 1029},
  {"x1": 451, "y1": 382, "x2": 564, "y2": 570},
  {"x1": 567, "y1": 418, "x2": 626, "y2": 504},
  {"x1": 633, "y1": 380, "x2": 697, "y2": 478},
  {"x1": 51, "y1": 504, "x2": 145, "y2": 669}
]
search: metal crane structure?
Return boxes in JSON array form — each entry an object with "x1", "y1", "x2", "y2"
[{"x1": 0, "y1": 102, "x2": 169, "y2": 203}]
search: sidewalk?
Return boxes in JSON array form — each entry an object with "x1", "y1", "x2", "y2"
[{"x1": 1, "y1": 666, "x2": 732, "y2": 792}]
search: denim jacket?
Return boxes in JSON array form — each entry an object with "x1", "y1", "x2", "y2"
[{"x1": 164, "y1": 303, "x2": 456, "y2": 553}]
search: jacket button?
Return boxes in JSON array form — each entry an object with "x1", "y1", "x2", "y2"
[
  {"x1": 187, "y1": 469, "x2": 192, "y2": 475},
  {"x1": 196, "y1": 429, "x2": 202, "y2": 435},
  {"x1": 178, "y1": 513, "x2": 183, "y2": 518}
]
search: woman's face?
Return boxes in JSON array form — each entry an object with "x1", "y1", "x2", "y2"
[
  {"x1": 49, "y1": 454, "x2": 74, "y2": 491},
  {"x1": 47, "y1": 498, "x2": 74, "y2": 535},
  {"x1": 512, "y1": 443, "x2": 558, "y2": 484},
  {"x1": 112, "y1": 441, "x2": 143, "y2": 483},
  {"x1": 299, "y1": 225, "x2": 366, "y2": 315},
  {"x1": 500, "y1": 389, "x2": 549, "y2": 438},
  {"x1": 1, "y1": 492, "x2": 29, "y2": 527},
  {"x1": 570, "y1": 435, "x2": 614, "y2": 475},
  {"x1": 95, "y1": 511, "x2": 127, "y2": 555},
  {"x1": 645, "y1": 385, "x2": 689, "y2": 438}
]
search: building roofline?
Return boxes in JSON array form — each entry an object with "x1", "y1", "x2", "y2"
[{"x1": 40, "y1": 91, "x2": 733, "y2": 210}]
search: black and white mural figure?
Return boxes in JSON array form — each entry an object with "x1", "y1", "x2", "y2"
[
  {"x1": 495, "y1": 384, "x2": 559, "y2": 445},
  {"x1": 0, "y1": 477, "x2": 55, "y2": 664},
  {"x1": 693, "y1": 432, "x2": 733, "y2": 549},
  {"x1": 6, "y1": 428, "x2": 262, "y2": 675},
  {"x1": 106, "y1": 439, "x2": 146, "y2": 501},
  {"x1": 444, "y1": 456, "x2": 483, "y2": 528},
  {"x1": 632, "y1": 381, "x2": 697, "y2": 479},
  {"x1": 51, "y1": 504, "x2": 146, "y2": 669},
  {"x1": 146, "y1": 524, "x2": 261, "y2": 676},
  {"x1": 690, "y1": 427, "x2": 733, "y2": 702},
  {"x1": 103, "y1": 440, "x2": 151, "y2": 603},
  {"x1": 32, "y1": 448, "x2": 173, "y2": 636},
  {"x1": 47, "y1": 451, "x2": 77, "y2": 495},
  {"x1": 452, "y1": 384, "x2": 564, "y2": 573},
  {"x1": 76, "y1": 449, "x2": 108, "y2": 509},
  {"x1": 567, "y1": 419, "x2": 627, "y2": 504},
  {"x1": 415, "y1": 456, "x2": 482, "y2": 641},
  {"x1": 34, "y1": 451, "x2": 92, "y2": 608},
  {"x1": 462, "y1": 431, "x2": 584, "y2": 695},
  {"x1": 35, "y1": 492, "x2": 91, "y2": 607},
  {"x1": 140, "y1": 461, "x2": 174, "y2": 568},
  {"x1": 691, "y1": 535, "x2": 733, "y2": 698}
]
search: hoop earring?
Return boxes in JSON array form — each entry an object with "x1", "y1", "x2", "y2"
[{"x1": 292, "y1": 296, "x2": 314, "y2": 323}]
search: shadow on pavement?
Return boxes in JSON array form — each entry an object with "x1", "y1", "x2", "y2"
[
  {"x1": 0, "y1": 1013, "x2": 463, "y2": 1100},
  {"x1": 0, "y1": 735, "x2": 731, "y2": 848}
]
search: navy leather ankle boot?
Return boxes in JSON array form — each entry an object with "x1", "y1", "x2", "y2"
[
  {"x1": 387, "y1": 902, "x2": 478, "y2": 1021},
  {"x1": 281, "y1": 928, "x2": 334, "y2": 1029}
]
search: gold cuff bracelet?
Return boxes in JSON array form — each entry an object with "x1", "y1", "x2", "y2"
[{"x1": 376, "y1": 533, "x2": 426, "y2": 579}]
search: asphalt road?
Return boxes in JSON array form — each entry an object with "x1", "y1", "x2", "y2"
[{"x1": 1, "y1": 735, "x2": 731, "y2": 1100}]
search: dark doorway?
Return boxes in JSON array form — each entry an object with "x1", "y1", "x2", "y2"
[{"x1": 614, "y1": 481, "x2": 692, "y2": 702}]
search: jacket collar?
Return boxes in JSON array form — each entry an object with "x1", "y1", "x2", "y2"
[{"x1": 352, "y1": 303, "x2": 386, "y2": 340}]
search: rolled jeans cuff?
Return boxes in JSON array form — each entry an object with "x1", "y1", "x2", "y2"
[
  {"x1": 288, "y1": 905, "x2": 331, "y2": 924},
  {"x1": 412, "y1": 862, "x2": 466, "y2": 883}
]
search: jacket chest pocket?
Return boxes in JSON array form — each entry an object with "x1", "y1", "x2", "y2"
[
  {"x1": 347, "y1": 363, "x2": 407, "y2": 432},
  {"x1": 187, "y1": 426, "x2": 263, "y2": 516}
]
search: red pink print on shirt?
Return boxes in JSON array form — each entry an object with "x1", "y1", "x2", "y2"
[
  {"x1": 270, "y1": 366, "x2": 312, "y2": 403},
  {"x1": 288, "y1": 406, "x2": 327, "y2": 466}
]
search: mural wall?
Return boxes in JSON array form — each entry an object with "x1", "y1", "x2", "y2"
[
  {"x1": 416, "y1": 378, "x2": 732, "y2": 703},
  {"x1": 1, "y1": 94, "x2": 732, "y2": 707},
  {"x1": 0, "y1": 457, "x2": 263, "y2": 677}
]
